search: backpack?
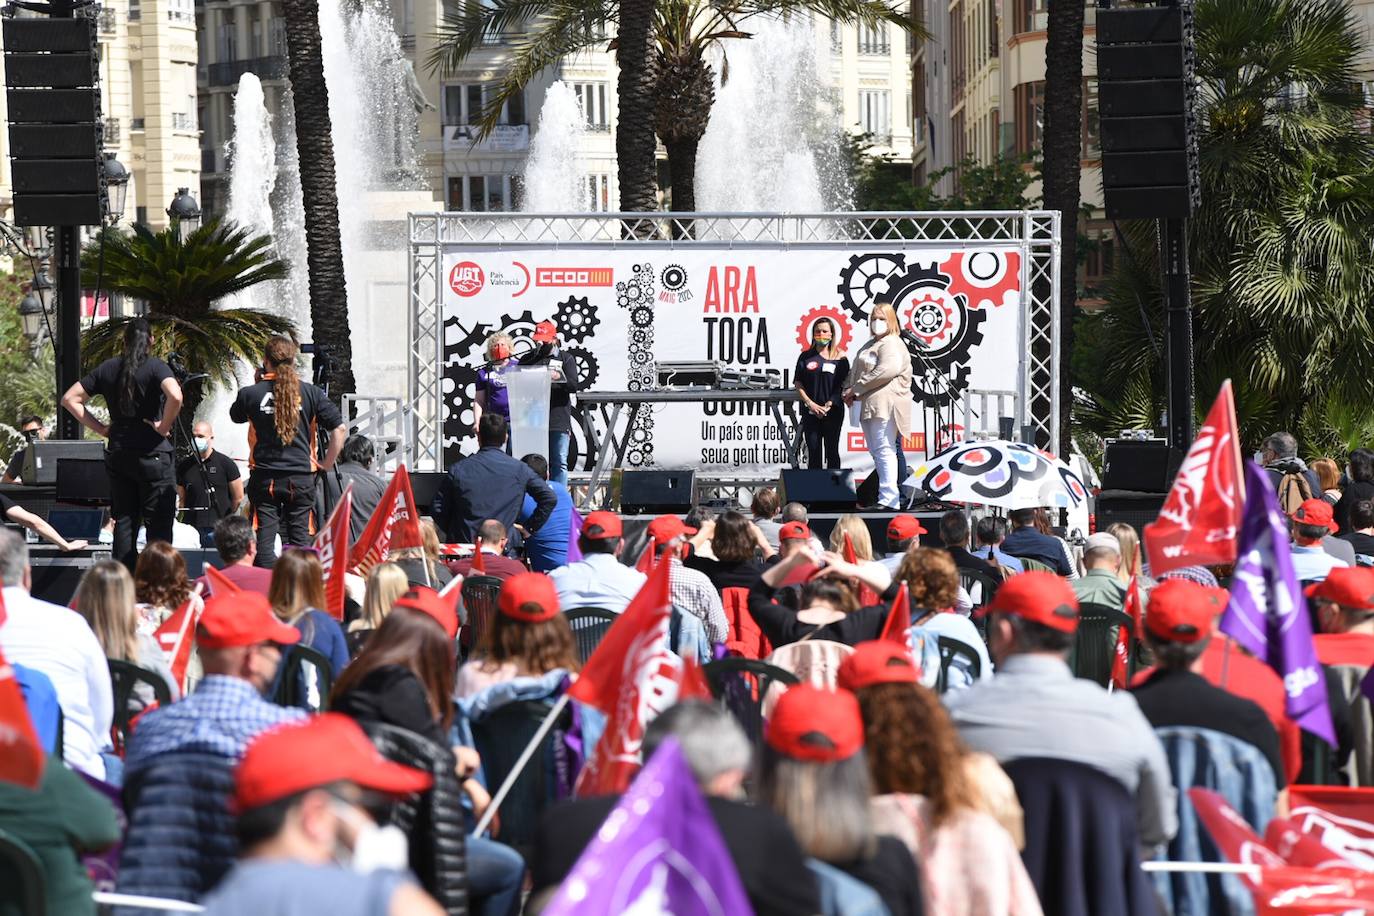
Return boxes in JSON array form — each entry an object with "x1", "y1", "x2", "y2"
[{"x1": 1278, "y1": 471, "x2": 1314, "y2": 515}]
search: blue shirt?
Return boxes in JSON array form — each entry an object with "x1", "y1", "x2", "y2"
[
  {"x1": 520, "y1": 481, "x2": 574, "y2": 572},
  {"x1": 1001, "y1": 527, "x2": 1073, "y2": 575},
  {"x1": 1290, "y1": 544, "x2": 1348, "y2": 583},
  {"x1": 549, "y1": 553, "x2": 647, "y2": 613},
  {"x1": 14, "y1": 663, "x2": 60, "y2": 754},
  {"x1": 202, "y1": 860, "x2": 410, "y2": 916},
  {"x1": 972, "y1": 546, "x2": 1025, "y2": 574},
  {"x1": 293, "y1": 609, "x2": 350, "y2": 677},
  {"x1": 125, "y1": 675, "x2": 304, "y2": 769}
]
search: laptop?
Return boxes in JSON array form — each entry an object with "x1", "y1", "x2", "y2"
[{"x1": 46, "y1": 508, "x2": 106, "y2": 542}]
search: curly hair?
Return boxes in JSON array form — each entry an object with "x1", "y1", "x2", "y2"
[
  {"x1": 263, "y1": 336, "x2": 301, "y2": 445},
  {"x1": 894, "y1": 547, "x2": 960, "y2": 610},
  {"x1": 134, "y1": 540, "x2": 191, "y2": 609},
  {"x1": 855, "y1": 682, "x2": 979, "y2": 826}
]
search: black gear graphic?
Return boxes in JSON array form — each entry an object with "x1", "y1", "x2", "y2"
[
  {"x1": 631, "y1": 426, "x2": 649, "y2": 444},
  {"x1": 631, "y1": 328, "x2": 649, "y2": 345},
  {"x1": 564, "y1": 346, "x2": 599, "y2": 389},
  {"x1": 661, "y1": 264, "x2": 687, "y2": 291},
  {"x1": 442, "y1": 318, "x2": 494, "y2": 360},
  {"x1": 627, "y1": 449, "x2": 646, "y2": 467},
  {"x1": 910, "y1": 361, "x2": 972, "y2": 408},
  {"x1": 884, "y1": 262, "x2": 986, "y2": 368},
  {"x1": 836, "y1": 253, "x2": 907, "y2": 321},
  {"x1": 628, "y1": 378, "x2": 644, "y2": 392},
  {"x1": 630, "y1": 306, "x2": 653, "y2": 328},
  {"x1": 617, "y1": 291, "x2": 632, "y2": 308},
  {"x1": 552, "y1": 296, "x2": 600, "y2": 343},
  {"x1": 498, "y1": 309, "x2": 539, "y2": 354},
  {"x1": 441, "y1": 364, "x2": 480, "y2": 447},
  {"x1": 631, "y1": 349, "x2": 652, "y2": 366}
]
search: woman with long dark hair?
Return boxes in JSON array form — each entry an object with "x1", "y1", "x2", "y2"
[
  {"x1": 62, "y1": 318, "x2": 183, "y2": 569},
  {"x1": 230, "y1": 336, "x2": 345, "y2": 566},
  {"x1": 795, "y1": 316, "x2": 850, "y2": 469}
]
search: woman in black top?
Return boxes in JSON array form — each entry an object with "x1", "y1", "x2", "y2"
[
  {"x1": 685, "y1": 510, "x2": 769, "y2": 591},
  {"x1": 230, "y1": 336, "x2": 345, "y2": 566},
  {"x1": 748, "y1": 548, "x2": 897, "y2": 646},
  {"x1": 61, "y1": 318, "x2": 183, "y2": 570},
  {"x1": 794, "y1": 316, "x2": 850, "y2": 470}
]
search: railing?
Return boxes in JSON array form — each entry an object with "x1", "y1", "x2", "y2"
[
  {"x1": 401, "y1": 33, "x2": 415, "y2": 50},
  {"x1": 128, "y1": 5, "x2": 141, "y2": 20},
  {"x1": 167, "y1": 8, "x2": 195, "y2": 22},
  {"x1": 206, "y1": 55, "x2": 289, "y2": 86},
  {"x1": 101, "y1": 117, "x2": 120, "y2": 146},
  {"x1": 171, "y1": 112, "x2": 196, "y2": 131}
]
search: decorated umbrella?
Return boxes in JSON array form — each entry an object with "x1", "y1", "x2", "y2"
[{"x1": 913, "y1": 439, "x2": 1091, "y2": 533}]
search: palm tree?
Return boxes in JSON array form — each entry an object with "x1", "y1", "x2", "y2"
[
  {"x1": 80, "y1": 220, "x2": 295, "y2": 433},
  {"x1": 429, "y1": 0, "x2": 919, "y2": 213},
  {"x1": 618, "y1": 0, "x2": 661, "y2": 212},
  {"x1": 281, "y1": 0, "x2": 356, "y2": 399}
]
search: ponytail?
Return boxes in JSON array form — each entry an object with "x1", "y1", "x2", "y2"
[
  {"x1": 118, "y1": 318, "x2": 152, "y2": 416},
  {"x1": 264, "y1": 336, "x2": 301, "y2": 444}
]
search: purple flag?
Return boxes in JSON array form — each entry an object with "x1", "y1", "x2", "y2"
[
  {"x1": 542, "y1": 738, "x2": 752, "y2": 916},
  {"x1": 1221, "y1": 461, "x2": 1336, "y2": 746}
]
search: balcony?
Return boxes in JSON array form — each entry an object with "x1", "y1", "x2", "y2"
[
  {"x1": 401, "y1": 33, "x2": 415, "y2": 50},
  {"x1": 98, "y1": 6, "x2": 117, "y2": 34},
  {"x1": 101, "y1": 117, "x2": 120, "y2": 147},
  {"x1": 206, "y1": 55, "x2": 289, "y2": 86}
]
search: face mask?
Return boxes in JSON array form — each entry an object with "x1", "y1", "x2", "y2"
[
  {"x1": 870, "y1": 319, "x2": 887, "y2": 336},
  {"x1": 331, "y1": 801, "x2": 409, "y2": 873},
  {"x1": 814, "y1": 332, "x2": 832, "y2": 344},
  {"x1": 1253, "y1": 450, "x2": 1264, "y2": 463},
  {"x1": 194, "y1": 437, "x2": 210, "y2": 453},
  {"x1": 491, "y1": 345, "x2": 510, "y2": 361}
]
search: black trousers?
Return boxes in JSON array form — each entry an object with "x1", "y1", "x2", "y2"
[
  {"x1": 247, "y1": 472, "x2": 316, "y2": 569},
  {"x1": 801, "y1": 408, "x2": 845, "y2": 470},
  {"x1": 105, "y1": 449, "x2": 176, "y2": 571}
]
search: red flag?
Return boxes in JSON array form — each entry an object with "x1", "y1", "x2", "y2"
[
  {"x1": 1189, "y1": 787, "x2": 1288, "y2": 879},
  {"x1": 678, "y1": 656, "x2": 713, "y2": 702},
  {"x1": 0, "y1": 591, "x2": 45, "y2": 788},
  {"x1": 570, "y1": 561, "x2": 682, "y2": 795},
  {"x1": 880, "y1": 582, "x2": 911, "y2": 644},
  {"x1": 1111, "y1": 576, "x2": 1144, "y2": 689},
  {"x1": 635, "y1": 537, "x2": 658, "y2": 574},
  {"x1": 843, "y1": 533, "x2": 879, "y2": 605},
  {"x1": 1145, "y1": 381, "x2": 1245, "y2": 576},
  {"x1": 470, "y1": 544, "x2": 486, "y2": 575},
  {"x1": 350, "y1": 465, "x2": 423, "y2": 576},
  {"x1": 154, "y1": 596, "x2": 201, "y2": 692},
  {"x1": 315, "y1": 485, "x2": 353, "y2": 620},
  {"x1": 204, "y1": 564, "x2": 241, "y2": 597}
]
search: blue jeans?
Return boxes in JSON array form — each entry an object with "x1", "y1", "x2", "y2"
[
  {"x1": 468, "y1": 836, "x2": 525, "y2": 916},
  {"x1": 549, "y1": 429, "x2": 571, "y2": 486}
]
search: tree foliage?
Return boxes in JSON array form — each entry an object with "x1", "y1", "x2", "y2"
[{"x1": 0, "y1": 271, "x2": 56, "y2": 458}]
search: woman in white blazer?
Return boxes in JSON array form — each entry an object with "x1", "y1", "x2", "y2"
[{"x1": 844, "y1": 302, "x2": 914, "y2": 510}]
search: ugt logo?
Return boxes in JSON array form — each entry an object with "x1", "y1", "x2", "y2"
[{"x1": 448, "y1": 261, "x2": 485, "y2": 297}]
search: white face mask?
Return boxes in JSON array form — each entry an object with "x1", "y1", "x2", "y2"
[
  {"x1": 870, "y1": 318, "x2": 888, "y2": 336},
  {"x1": 331, "y1": 801, "x2": 409, "y2": 873},
  {"x1": 194, "y1": 437, "x2": 210, "y2": 453}
]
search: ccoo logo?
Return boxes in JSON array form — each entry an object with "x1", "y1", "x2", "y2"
[{"x1": 449, "y1": 261, "x2": 485, "y2": 297}]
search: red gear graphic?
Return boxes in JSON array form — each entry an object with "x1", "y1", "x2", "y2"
[
  {"x1": 941, "y1": 250, "x2": 1021, "y2": 310},
  {"x1": 903, "y1": 290, "x2": 958, "y2": 346},
  {"x1": 795, "y1": 305, "x2": 854, "y2": 353}
]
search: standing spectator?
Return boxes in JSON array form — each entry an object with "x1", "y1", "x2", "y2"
[
  {"x1": 685, "y1": 510, "x2": 770, "y2": 591},
  {"x1": 517, "y1": 453, "x2": 574, "y2": 573},
  {"x1": 2, "y1": 413, "x2": 46, "y2": 483},
  {"x1": 456, "y1": 572, "x2": 579, "y2": 698},
  {"x1": 0, "y1": 528, "x2": 114, "y2": 780},
  {"x1": 318, "y1": 434, "x2": 388, "y2": 543},
  {"x1": 199, "y1": 714, "x2": 443, "y2": 916},
  {"x1": 1338, "y1": 499, "x2": 1374, "y2": 566},
  {"x1": 516, "y1": 320, "x2": 582, "y2": 485},
  {"x1": 434, "y1": 413, "x2": 555, "y2": 544},
  {"x1": 1000, "y1": 508, "x2": 1072, "y2": 575},
  {"x1": 1313, "y1": 457, "x2": 1343, "y2": 505},
  {"x1": 134, "y1": 539, "x2": 201, "y2": 632},
  {"x1": 1290, "y1": 499, "x2": 1348, "y2": 582},
  {"x1": 74, "y1": 558, "x2": 179, "y2": 711},
  {"x1": 346, "y1": 561, "x2": 408, "y2": 656},
  {"x1": 881, "y1": 515, "x2": 927, "y2": 575},
  {"x1": 451, "y1": 519, "x2": 526, "y2": 581},
  {"x1": 1335, "y1": 449, "x2": 1374, "y2": 534},
  {"x1": 176, "y1": 420, "x2": 244, "y2": 546},
  {"x1": 230, "y1": 335, "x2": 345, "y2": 567},
  {"x1": 843, "y1": 301, "x2": 913, "y2": 511},
  {"x1": 269, "y1": 548, "x2": 350, "y2": 681},
  {"x1": 198, "y1": 514, "x2": 274, "y2": 595},
  {"x1": 472, "y1": 332, "x2": 518, "y2": 431},
  {"x1": 939, "y1": 510, "x2": 999, "y2": 578},
  {"x1": 1259, "y1": 432, "x2": 1321, "y2": 511},
  {"x1": 549, "y1": 512, "x2": 646, "y2": 613},
  {"x1": 972, "y1": 516, "x2": 1025, "y2": 575},
  {"x1": 751, "y1": 487, "x2": 783, "y2": 550},
  {"x1": 647, "y1": 514, "x2": 727, "y2": 644},
  {"x1": 1071, "y1": 532, "x2": 1128, "y2": 612}
]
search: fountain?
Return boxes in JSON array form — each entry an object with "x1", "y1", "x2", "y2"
[{"x1": 522, "y1": 81, "x2": 590, "y2": 212}]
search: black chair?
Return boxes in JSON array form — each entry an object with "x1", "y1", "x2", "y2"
[
  {"x1": 108, "y1": 658, "x2": 173, "y2": 751},
  {"x1": 564, "y1": 607, "x2": 617, "y2": 664},
  {"x1": 272, "y1": 644, "x2": 334, "y2": 711},
  {"x1": 459, "y1": 574, "x2": 503, "y2": 659},
  {"x1": 959, "y1": 568, "x2": 1002, "y2": 610},
  {"x1": 702, "y1": 658, "x2": 799, "y2": 743},
  {"x1": 936, "y1": 635, "x2": 983, "y2": 693},
  {"x1": 1072, "y1": 602, "x2": 1134, "y2": 687},
  {"x1": 0, "y1": 827, "x2": 45, "y2": 916},
  {"x1": 469, "y1": 697, "x2": 574, "y2": 861}
]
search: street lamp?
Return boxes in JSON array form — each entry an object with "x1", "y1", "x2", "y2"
[
  {"x1": 166, "y1": 187, "x2": 201, "y2": 241},
  {"x1": 102, "y1": 152, "x2": 130, "y2": 224},
  {"x1": 18, "y1": 290, "x2": 45, "y2": 344}
]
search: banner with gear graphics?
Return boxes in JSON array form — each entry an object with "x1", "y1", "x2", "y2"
[{"x1": 438, "y1": 248, "x2": 1024, "y2": 477}]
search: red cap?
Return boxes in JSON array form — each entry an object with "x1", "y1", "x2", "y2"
[
  {"x1": 975, "y1": 571, "x2": 1080, "y2": 633},
  {"x1": 197, "y1": 592, "x2": 301, "y2": 650},
  {"x1": 646, "y1": 514, "x2": 698, "y2": 543},
  {"x1": 887, "y1": 515, "x2": 927, "y2": 541},
  {"x1": 1144, "y1": 578, "x2": 1224, "y2": 643},
  {"x1": 1292, "y1": 499, "x2": 1338, "y2": 534},
  {"x1": 393, "y1": 586, "x2": 458, "y2": 639},
  {"x1": 499, "y1": 572, "x2": 561, "y2": 622},
  {"x1": 533, "y1": 320, "x2": 557, "y2": 343},
  {"x1": 779, "y1": 521, "x2": 811, "y2": 542},
  {"x1": 1305, "y1": 566, "x2": 1374, "y2": 609},
  {"x1": 765, "y1": 684, "x2": 865, "y2": 763},
  {"x1": 581, "y1": 511, "x2": 623, "y2": 540},
  {"x1": 234, "y1": 713, "x2": 432, "y2": 811},
  {"x1": 837, "y1": 641, "x2": 921, "y2": 691}
]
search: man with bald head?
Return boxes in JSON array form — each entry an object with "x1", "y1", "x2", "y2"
[{"x1": 177, "y1": 420, "x2": 245, "y2": 546}]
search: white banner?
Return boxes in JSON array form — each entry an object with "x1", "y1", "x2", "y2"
[{"x1": 439, "y1": 247, "x2": 1024, "y2": 477}]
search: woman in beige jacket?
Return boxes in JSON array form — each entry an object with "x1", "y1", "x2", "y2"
[{"x1": 844, "y1": 302, "x2": 913, "y2": 509}]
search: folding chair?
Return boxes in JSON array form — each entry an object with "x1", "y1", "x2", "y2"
[
  {"x1": 564, "y1": 607, "x2": 617, "y2": 664},
  {"x1": 108, "y1": 659, "x2": 173, "y2": 752},
  {"x1": 703, "y1": 657, "x2": 799, "y2": 744},
  {"x1": 459, "y1": 575, "x2": 503, "y2": 659},
  {"x1": 1072, "y1": 602, "x2": 1134, "y2": 687},
  {"x1": 0, "y1": 826, "x2": 45, "y2": 916}
]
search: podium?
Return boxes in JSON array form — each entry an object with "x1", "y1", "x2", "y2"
[{"x1": 502, "y1": 365, "x2": 554, "y2": 461}]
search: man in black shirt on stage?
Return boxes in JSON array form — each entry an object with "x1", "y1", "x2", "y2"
[
  {"x1": 2, "y1": 415, "x2": 46, "y2": 484},
  {"x1": 177, "y1": 421, "x2": 244, "y2": 547}
]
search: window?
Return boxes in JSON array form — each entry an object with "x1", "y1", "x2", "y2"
[
  {"x1": 448, "y1": 175, "x2": 515, "y2": 211},
  {"x1": 128, "y1": 0, "x2": 141, "y2": 20},
  {"x1": 858, "y1": 23, "x2": 889, "y2": 54},
  {"x1": 442, "y1": 84, "x2": 525, "y2": 126},
  {"x1": 950, "y1": 3, "x2": 965, "y2": 98},
  {"x1": 1014, "y1": 80, "x2": 1044, "y2": 156},
  {"x1": 270, "y1": 19, "x2": 287, "y2": 57},
  {"x1": 217, "y1": 20, "x2": 237, "y2": 62},
  {"x1": 988, "y1": 0, "x2": 999, "y2": 57},
  {"x1": 584, "y1": 174, "x2": 610, "y2": 211},
  {"x1": 1082, "y1": 78, "x2": 1099, "y2": 159},
  {"x1": 573, "y1": 82, "x2": 608, "y2": 130},
  {"x1": 251, "y1": 16, "x2": 263, "y2": 58},
  {"x1": 859, "y1": 90, "x2": 891, "y2": 141},
  {"x1": 1013, "y1": 0, "x2": 1047, "y2": 33},
  {"x1": 830, "y1": 20, "x2": 843, "y2": 52}
]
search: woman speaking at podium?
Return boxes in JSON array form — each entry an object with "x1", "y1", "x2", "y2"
[
  {"x1": 844, "y1": 303, "x2": 912, "y2": 511},
  {"x1": 794, "y1": 316, "x2": 850, "y2": 469}
]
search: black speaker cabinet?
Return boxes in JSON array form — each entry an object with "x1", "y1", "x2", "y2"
[
  {"x1": 781, "y1": 469, "x2": 858, "y2": 512},
  {"x1": 408, "y1": 471, "x2": 448, "y2": 513},
  {"x1": 1096, "y1": 490, "x2": 1169, "y2": 537},
  {"x1": 620, "y1": 469, "x2": 696, "y2": 514},
  {"x1": 27, "y1": 546, "x2": 111, "y2": 607},
  {"x1": 23, "y1": 440, "x2": 103, "y2": 485},
  {"x1": 1102, "y1": 440, "x2": 1180, "y2": 493},
  {"x1": 56, "y1": 458, "x2": 110, "y2": 504}
]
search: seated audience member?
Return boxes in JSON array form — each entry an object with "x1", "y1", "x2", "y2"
[
  {"x1": 118, "y1": 592, "x2": 305, "y2": 904},
  {"x1": 840, "y1": 642, "x2": 1040, "y2": 915},
  {"x1": 389, "y1": 519, "x2": 454, "y2": 590},
  {"x1": 0, "y1": 529, "x2": 114, "y2": 780},
  {"x1": 269, "y1": 548, "x2": 350, "y2": 681},
  {"x1": 549, "y1": 511, "x2": 645, "y2": 613},
  {"x1": 1337, "y1": 499, "x2": 1374, "y2": 566},
  {"x1": 456, "y1": 572, "x2": 579, "y2": 698},
  {"x1": 318, "y1": 433, "x2": 388, "y2": 543},
  {"x1": 899, "y1": 548, "x2": 991, "y2": 688},
  {"x1": 0, "y1": 754, "x2": 120, "y2": 916},
  {"x1": 200, "y1": 714, "x2": 444, "y2": 916},
  {"x1": 880, "y1": 515, "x2": 927, "y2": 575},
  {"x1": 1071, "y1": 532, "x2": 1128, "y2": 612},
  {"x1": 199, "y1": 514, "x2": 273, "y2": 595},
  {"x1": 451, "y1": 519, "x2": 527, "y2": 581},
  {"x1": 1309, "y1": 567, "x2": 1374, "y2": 784},
  {"x1": 1290, "y1": 499, "x2": 1348, "y2": 582},
  {"x1": 1000, "y1": 508, "x2": 1072, "y2": 576},
  {"x1": 759, "y1": 684, "x2": 926, "y2": 916},
  {"x1": 347, "y1": 562, "x2": 409, "y2": 656},
  {"x1": 751, "y1": 487, "x2": 784, "y2": 550},
  {"x1": 1130, "y1": 579, "x2": 1286, "y2": 790},
  {"x1": 646, "y1": 514, "x2": 727, "y2": 644},
  {"x1": 946, "y1": 572, "x2": 1177, "y2": 849},
  {"x1": 972, "y1": 516, "x2": 1024, "y2": 575},
  {"x1": 939, "y1": 511, "x2": 999, "y2": 579},
  {"x1": 530, "y1": 701, "x2": 821, "y2": 916},
  {"x1": 518, "y1": 453, "x2": 574, "y2": 573},
  {"x1": 827, "y1": 513, "x2": 892, "y2": 588},
  {"x1": 434, "y1": 413, "x2": 556, "y2": 543},
  {"x1": 781, "y1": 502, "x2": 827, "y2": 553},
  {"x1": 1109, "y1": 523, "x2": 1156, "y2": 593},
  {"x1": 749, "y1": 548, "x2": 890, "y2": 647},
  {"x1": 135, "y1": 539, "x2": 202, "y2": 632},
  {"x1": 686, "y1": 510, "x2": 770, "y2": 590},
  {"x1": 775, "y1": 520, "x2": 814, "y2": 563},
  {"x1": 74, "y1": 558, "x2": 180, "y2": 711}
]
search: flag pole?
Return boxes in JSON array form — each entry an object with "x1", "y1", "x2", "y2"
[{"x1": 472, "y1": 691, "x2": 571, "y2": 837}]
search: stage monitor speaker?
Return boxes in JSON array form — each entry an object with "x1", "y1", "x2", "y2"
[
  {"x1": 1096, "y1": 490, "x2": 1169, "y2": 538},
  {"x1": 56, "y1": 458, "x2": 110, "y2": 504},
  {"x1": 620, "y1": 469, "x2": 696, "y2": 514},
  {"x1": 23, "y1": 440, "x2": 103, "y2": 485},
  {"x1": 781, "y1": 469, "x2": 857, "y2": 512},
  {"x1": 27, "y1": 547, "x2": 110, "y2": 607},
  {"x1": 408, "y1": 471, "x2": 448, "y2": 513},
  {"x1": 1102, "y1": 440, "x2": 1180, "y2": 493}
]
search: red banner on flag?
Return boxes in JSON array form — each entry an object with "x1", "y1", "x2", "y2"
[
  {"x1": 204, "y1": 564, "x2": 240, "y2": 596},
  {"x1": 843, "y1": 533, "x2": 879, "y2": 605},
  {"x1": 154, "y1": 596, "x2": 201, "y2": 693},
  {"x1": 1145, "y1": 380, "x2": 1245, "y2": 576},
  {"x1": 0, "y1": 592, "x2": 44, "y2": 788},
  {"x1": 1111, "y1": 576, "x2": 1144, "y2": 689},
  {"x1": 635, "y1": 538, "x2": 657, "y2": 575},
  {"x1": 315, "y1": 485, "x2": 352, "y2": 620},
  {"x1": 880, "y1": 582, "x2": 911, "y2": 644},
  {"x1": 350, "y1": 465, "x2": 423, "y2": 577},
  {"x1": 470, "y1": 544, "x2": 486, "y2": 576}
]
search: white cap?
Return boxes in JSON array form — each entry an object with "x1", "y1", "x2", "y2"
[{"x1": 1084, "y1": 532, "x2": 1121, "y2": 554}]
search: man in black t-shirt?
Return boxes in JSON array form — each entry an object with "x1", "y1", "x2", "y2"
[
  {"x1": 176, "y1": 421, "x2": 244, "y2": 546},
  {"x1": 1337, "y1": 498, "x2": 1374, "y2": 566},
  {"x1": 2, "y1": 416, "x2": 46, "y2": 484},
  {"x1": 516, "y1": 320, "x2": 581, "y2": 486}
]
